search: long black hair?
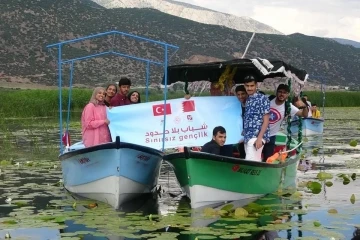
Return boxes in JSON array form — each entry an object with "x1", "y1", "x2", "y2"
[{"x1": 127, "y1": 91, "x2": 141, "y2": 104}]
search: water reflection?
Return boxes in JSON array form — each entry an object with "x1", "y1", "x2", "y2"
[
  {"x1": 353, "y1": 228, "x2": 360, "y2": 240},
  {"x1": 1, "y1": 113, "x2": 360, "y2": 239},
  {"x1": 163, "y1": 194, "x2": 302, "y2": 240},
  {"x1": 60, "y1": 194, "x2": 161, "y2": 240}
]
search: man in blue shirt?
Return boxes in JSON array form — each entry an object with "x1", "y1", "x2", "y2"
[{"x1": 243, "y1": 75, "x2": 270, "y2": 161}]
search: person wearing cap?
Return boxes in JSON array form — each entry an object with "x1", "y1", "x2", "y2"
[
  {"x1": 262, "y1": 84, "x2": 308, "y2": 162},
  {"x1": 243, "y1": 75, "x2": 270, "y2": 162},
  {"x1": 110, "y1": 77, "x2": 132, "y2": 107}
]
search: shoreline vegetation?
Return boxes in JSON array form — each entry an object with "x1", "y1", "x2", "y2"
[{"x1": 1, "y1": 88, "x2": 360, "y2": 118}]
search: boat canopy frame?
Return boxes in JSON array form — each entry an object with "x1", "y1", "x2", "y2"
[
  {"x1": 46, "y1": 30, "x2": 179, "y2": 152},
  {"x1": 164, "y1": 57, "x2": 309, "y2": 156}
]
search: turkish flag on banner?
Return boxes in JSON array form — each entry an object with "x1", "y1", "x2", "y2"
[
  {"x1": 182, "y1": 100, "x2": 195, "y2": 112},
  {"x1": 152, "y1": 103, "x2": 172, "y2": 116}
]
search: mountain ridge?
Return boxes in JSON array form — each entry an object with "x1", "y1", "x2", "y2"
[
  {"x1": 332, "y1": 38, "x2": 360, "y2": 48},
  {"x1": 0, "y1": 0, "x2": 360, "y2": 89},
  {"x1": 91, "y1": 0, "x2": 283, "y2": 35}
]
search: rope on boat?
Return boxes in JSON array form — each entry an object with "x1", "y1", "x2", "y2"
[
  {"x1": 266, "y1": 141, "x2": 303, "y2": 163},
  {"x1": 286, "y1": 78, "x2": 293, "y2": 151},
  {"x1": 281, "y1": 141, "x2": 303, "y2": 154}
]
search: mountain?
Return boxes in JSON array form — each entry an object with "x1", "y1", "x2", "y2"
[
  {"x1": 91, "y1": 0, "x2": 283, "y2": 35},
  {"x1": 332, "y1": 38, "x2": 360, "y2": 48},
  {"x1": 1, "y1": 0, "x2": 360, "y2": 89}
]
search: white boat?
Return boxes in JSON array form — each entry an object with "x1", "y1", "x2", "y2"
[
  {"x1": 61, "y1": 137, "x2": 163, "y2": 209},
  {"x1": 290, "y1": 117, "x2": 324, "y2": 136},
  {"x1": 46, "y1": 30, "x2": 179, "y2": 209}
]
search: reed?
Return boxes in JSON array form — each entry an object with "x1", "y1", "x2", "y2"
[
  {"x1": 0, "y1": 117, "x2": 60, "y2": 159},
  {"x1": 303, "y1": 92, "x2": 360, "y2": 108},
  {"x1": 1, "y1": 88, "x2": 360, "y2": 117}
]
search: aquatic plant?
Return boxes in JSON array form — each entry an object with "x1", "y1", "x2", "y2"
[{"x1": 1, "y1": 89, "x2": 360, "y2": 117}]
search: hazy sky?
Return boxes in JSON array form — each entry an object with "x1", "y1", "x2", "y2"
[{"x1": 175, "y1": 0, "x2": 360, "y2": 42}]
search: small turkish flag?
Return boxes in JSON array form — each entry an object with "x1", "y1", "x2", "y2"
[
  {"x1": 62, "y1": 131, "x2": 71, "y2": 146},
  {"x1": 182, "y1": 100, "x2": 195, "y2": 112},
  {"x1": 152, "y1": 103, "x2": 172, "y2": 116}
]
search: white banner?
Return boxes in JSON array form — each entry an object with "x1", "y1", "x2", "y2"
[{"x1": 107, "y1": 96, "x2": 243, "y2": 149}]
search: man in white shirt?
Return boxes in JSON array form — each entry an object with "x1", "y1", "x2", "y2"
[{"x1": 262, "y1": 84, "x2": 308, "y2": 162}]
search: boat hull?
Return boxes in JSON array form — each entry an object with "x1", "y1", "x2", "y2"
[
  {"x1": 290, "y1": 117, "x2": 324, "y2": 136},
  {"x1": 60, "y1": 137, "x2": 163, "y2": 209},
  {"x1": 165, "y1": 150, "x2": 299, "y2": 209}
]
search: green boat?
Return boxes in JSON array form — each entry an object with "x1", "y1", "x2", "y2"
[
  {"x1": 164, "y1": 133, "x2": 300, "y2": 209},
  {"x1": 163, "y1": 58, "x2": 308, "y2": 209}
]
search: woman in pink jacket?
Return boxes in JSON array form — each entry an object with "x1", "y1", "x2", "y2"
[{"x1": 81, "y1": 87, "x2": 111, "y2": 147}]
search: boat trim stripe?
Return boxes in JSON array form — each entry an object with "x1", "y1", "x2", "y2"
[
  {"x1": 59, "y1": 141, "x2": 163, "y2": 161},
  {"x1": 291, "y1": 117, "x2": 324, "y2": 123},
  {"x1": 163, "y1": 151, "x2": 298, "y2": 168}
]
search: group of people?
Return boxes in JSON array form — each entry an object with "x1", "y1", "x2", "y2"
[
  {"x1": 302, "y1": 95, "x2": 321, "y2": 119},
  {"x1": 81, "y1": 77, "x2": 141, "y2": 147},
  {"x1": 200, "y1": 76, "x2": 312, "y2": 162},
  {"x1": 80, "y1": 75, "x2": 321, "y2": 162}
]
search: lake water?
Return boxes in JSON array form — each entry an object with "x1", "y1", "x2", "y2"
[{"x1": 0, "y1": 108, "x2": 360, "y2": 240}]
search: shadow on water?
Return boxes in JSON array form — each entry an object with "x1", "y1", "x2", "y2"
[{"x1": 60, "y1": 194, "x2": 161, "y2": 240}]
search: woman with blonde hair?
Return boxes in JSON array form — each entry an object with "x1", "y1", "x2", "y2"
[{"x1": 81, "y1": 87, "x2": 111, "y2": 147}]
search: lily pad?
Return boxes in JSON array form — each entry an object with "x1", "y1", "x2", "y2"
[
  {"x1": 0, "y1": 220, "x2": 17, "y2": 225},
  {"x1": 195, "y1": 236, "x2": 217, "y2": 239},
  {"x1": 234, "y1": 208, "x2": 248, "y2": 218},
  {"x1": 313, "y1": 221, "x2": 321, "y2": 227},
  {"x1": 349, "y1": 140, "x2": 358, "y2": 147},
  {"x1": 350, "y1": 194, "x2": 356, "y2": 204},
  {"x1": 317, "y1": 172, "x2": 333, "y2": 181},
  {"x1": 291, "y1": 191, "x2": 303, "y2": 199},
  {"x1": 325, "y1": 181, "x2": 333, "y2": 187},
  {"x1": 220, "y1": 204, "x2": 234, "y2": 212},
  {"x1": 312, "y1": 148, "x2": 319, "y2": 156},
  {"x1": 203, "y1": 208, "x2": 217, "y2": 217},
  {"x1": 351, "y1": 173, "x2": 357, "y2": 181},
  {"x1": 217, "y1": 210, "x2": 228, "y2": 217},
  {"x1": 343, "y1": 178, "x2": 351, "y2": 185},
  {"x1": 328, "y1": 209, "x2": 338, "y2": 214},
  {"x1": 307, "y1": 181, "x2": 322, "y2": 194}
]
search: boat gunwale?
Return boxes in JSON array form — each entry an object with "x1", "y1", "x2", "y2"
[
  {"x1": 291, "y1": 117, "x2": 325, "y2": 124},
  {"x1": 59, "y1": 137, "x2": 163, "y2": 161},
  {"x1": 163, "y1": 150, "x2": 299, "y2": 169}
]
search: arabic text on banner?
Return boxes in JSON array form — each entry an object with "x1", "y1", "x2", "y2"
[{"x1": 107, "y1": 96, "x2": 243, "y2": 150}]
